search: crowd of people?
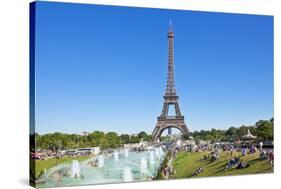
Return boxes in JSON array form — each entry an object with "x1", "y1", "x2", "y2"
[
  {"x1": 224, "y1": 144, "x2": 274, "y2": 169},
  {"x1": 30, "y1": 149, "x2": 56, "y2": 160},
  {"x1": 31, "y1": 148, "x2": 97, "y2": 161},
  {"x1": 260, "y1": 149, "x2": 274, "y2": 167},
  {"x1": 160, "y1": 140, "x2": 274, "y2": 179},
  {"x1": 197, "y1": 142, "x2": 274, "y2": 173},
  {"x1": 161, "y1": 145, "x2": 180, "y2": 179}
]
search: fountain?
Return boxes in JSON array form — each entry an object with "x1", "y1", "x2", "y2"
[
  {"x1": 124, "y1": 148, "x2": 129, "y2": 158},
  {"x1": 149, "y1": 150, "x2": 155, "y2": 165},
  {"x1": 70, "y1": 160, "x2": 80, "y2": 178},
  {"x1": 140, "y1": 157, "x2": 148, "y2": 175},
  {"x1": 114, "y1": 150, "x2": 119, "y2": 161},
  {"x1": 155, "y1": 148, "x2": 160, "y2": 160},
  {"x1": 38, "y1": 148, "x2": 166, "y2": 188},
  {"x1": 97, "y1": 155, "x2": 104, "y2": 168},
  {"x1": 159, "y1": 147, "x2": 164, "y2": 156},
  {"x1": 122, "y1": 167, "x2": 133, "y2": 182}
]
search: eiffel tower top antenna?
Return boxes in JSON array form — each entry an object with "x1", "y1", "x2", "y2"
[
  {"x1": 166, "y1": 19, "x2": 176, "y2": 96},
  {"x1": 169, "y1": 19, "x2": 172, "y2": 31}
]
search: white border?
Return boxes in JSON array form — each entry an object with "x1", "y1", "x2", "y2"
[{"x1": 0, "y1": 0, "x2": 280, "y2": 189}]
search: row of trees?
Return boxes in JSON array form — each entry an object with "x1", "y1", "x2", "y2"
[
  {"x1": 33, "y1": 118, "x2": 273, "y2": 152},
  {"x1": 186, "y1": 118, "x2": 274, "y2": 143},
  {"x1": 34, "y1": 131, "x2": 151, "y2": 152}
]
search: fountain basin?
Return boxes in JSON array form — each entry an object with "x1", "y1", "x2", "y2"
[{"x1": 38, "y1": 148, "x2": 166, "y2": 188}]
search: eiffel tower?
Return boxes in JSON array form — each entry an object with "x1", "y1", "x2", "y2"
[{"x1": 152, "y1": 21, "x2": 189, "y2": 142}]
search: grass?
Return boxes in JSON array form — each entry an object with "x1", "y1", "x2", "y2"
[
  {"x1": 30, "y1": 155, "x2": 92, "y2": 180},
  {"x1": 172, "y1": 151, "x2": 273, "y2": 179}
]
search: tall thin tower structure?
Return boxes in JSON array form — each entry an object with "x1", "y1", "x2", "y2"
[{"x1": 152, "y1": 21, "x2": 189, "y2": 141}]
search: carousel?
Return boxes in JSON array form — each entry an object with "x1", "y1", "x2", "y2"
[{"x1": 242, "y1": 129, "x2": 257, "y2": 147}]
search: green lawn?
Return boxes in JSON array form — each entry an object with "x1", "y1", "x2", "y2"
[
  {"x1": 30, "y1": 155, "x2": 92, "y2": 180},
  {"x1": 172, "y1": 151, "x2": 273, "y2": 179}
]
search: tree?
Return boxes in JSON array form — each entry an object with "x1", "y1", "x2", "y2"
[
  {"x1": 256, "y1": 120, "x2": 273, "y2": 140},
  {"x1": 270, "y1": 118, "x2": 274, "y2": 126},
  {"x1": 146, "y1": 134, "x2": 152, "y2": 142},
  {"x1": 130, "y1": 135, "x2": 139, "y2": 143},
  {"x1": 225, "y1": 127, "x2": 237, "y2": 141},
  {"x1": 137, "y1": 131, "x2": 148, "y2": 141},
  {"x1": 120, "y1": 134, "x2": 130, "y2": 144},
  {"x1": 182, "y1": 133, "x2": 190, "y2": 140},
  {"x1": 237, "y1": 125, "x2": 248, "y2": 139},
  {"x1": 88, "y1": 131, "x2": 105, "y2": 147},
  {"x1": 270, "y1": 118, "x2": 274, "y2": 138},
  {"x1": 248, "y1": 126, "x2": 257, "y2": 136},
  {"x1": 209, "y1": 128, "x2": 225, "y2": 141},
  {"x1": 34, "y1": 133, "x2": 41, "y2": 149},
  {"x1": 105, "y1": 132, "x2": 121, "y2": 148}
]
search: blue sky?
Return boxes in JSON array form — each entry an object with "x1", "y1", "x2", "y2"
[{"x1": 34, "y1": 1, "x2": 273, "y2": 135}]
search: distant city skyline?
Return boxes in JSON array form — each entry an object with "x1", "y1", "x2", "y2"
[{"x1": 34, "y1": 2, "x2": 273, "y2": 135}]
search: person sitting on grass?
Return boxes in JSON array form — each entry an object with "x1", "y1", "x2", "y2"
[
  {"x1": 260, "y1": 150, "x2": 268, "y2": 160},
  {"x1": 201, "y1": 154, "x2": 210, "y2": 160},
  {"x1": 236, "y1": 160, "x2": 250, "y2": 169},
  {"x1": 210, "y1": 151, "x2": 219, "y2": 161},
  {"x1": 192, "y1": 167, "x2": 203, "y2": 176},
  {"x1": 226, "y1": 157, "x2": 235, "y2": 169},
  {"x1": 234, "y1": 156, "x2": 240, "y2": 163},
  {"x1": 226, "y1": 156, "x2": 240, "y2": 169}
]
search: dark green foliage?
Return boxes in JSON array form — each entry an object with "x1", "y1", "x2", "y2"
[
  {"x1": 120, "y1": 134, "x2": 130, "y2": 144},
  {"x1": 35, "y1": 131, "x2": 152, "y2": 150},
  {"x1": 189, "y1": 118, "x2": 273, "y2": 142},
  {"x1": 34, "y1": 118, "x2": 273, "y2": 151},
  {"x1": 256, "y1": 120, "x2": 273, "y2": 140},
  {"x1": 137, "y1": 131, "x2": 149, "y2": 140}
]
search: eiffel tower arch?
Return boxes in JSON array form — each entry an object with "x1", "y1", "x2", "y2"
[{"x1": 152, "y1": 21, "x2": 189, "y2": 142}]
